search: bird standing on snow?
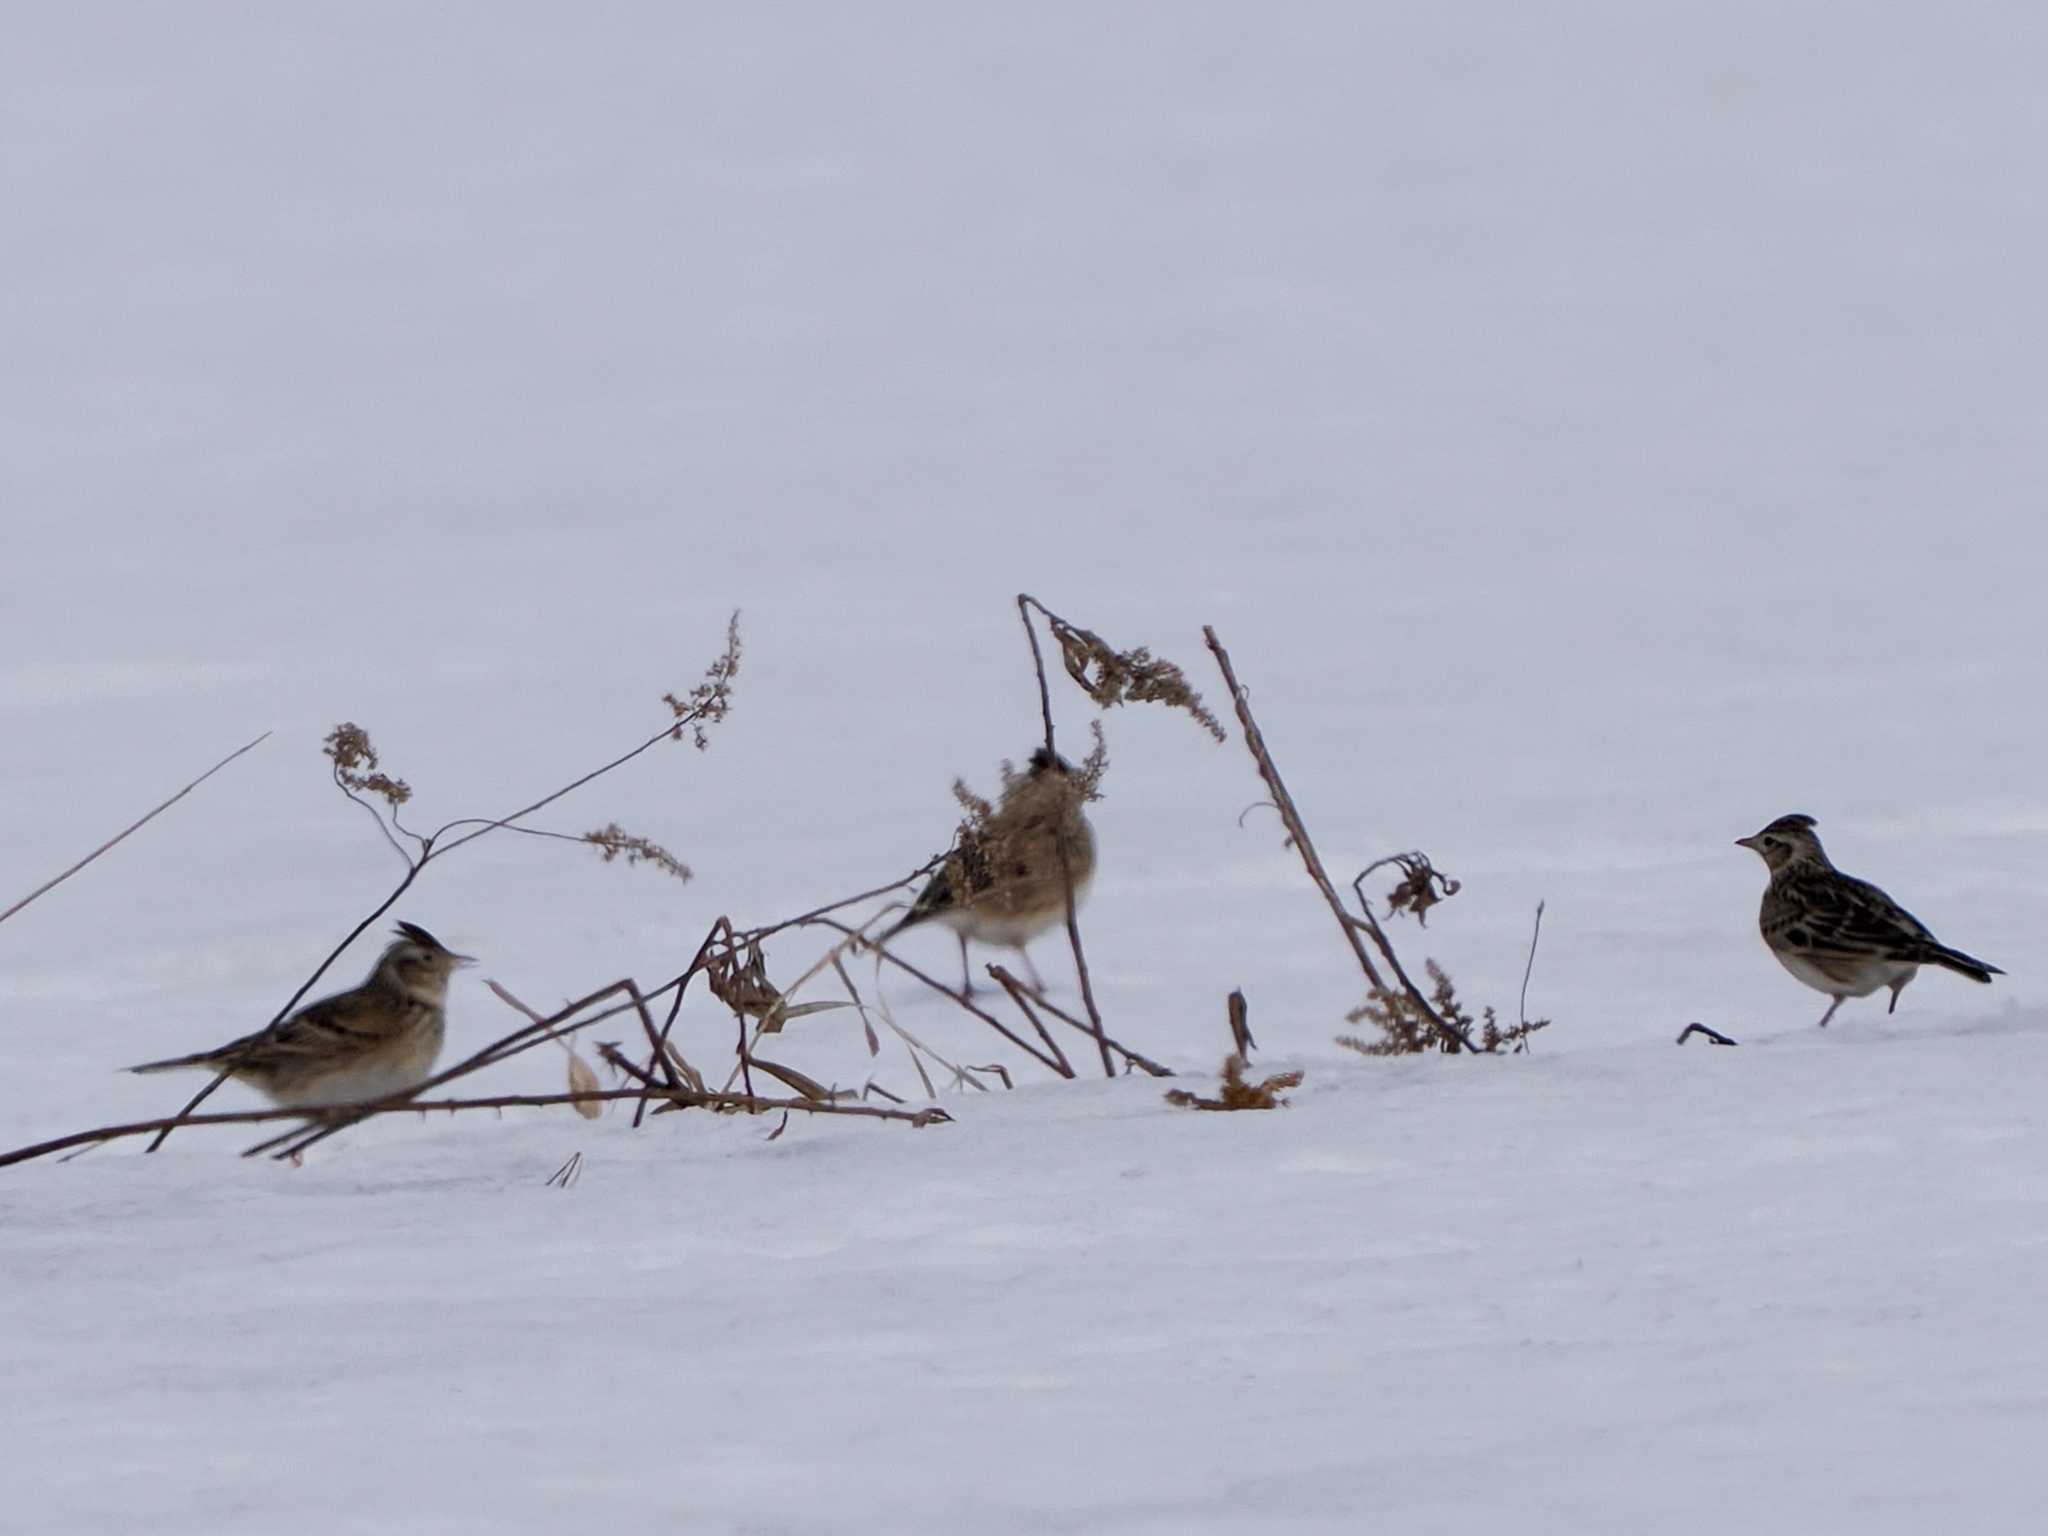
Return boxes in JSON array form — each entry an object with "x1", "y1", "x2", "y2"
[
  {"x1": 128, "y1": 922, "x2": 472, "y2": 1107},
  {"x1": 1736, "y1": 814, "x2": 2000, "y2": 1028},
  {"x1": 881, "y1": 748, "x2": 1096, "y2": 995}
]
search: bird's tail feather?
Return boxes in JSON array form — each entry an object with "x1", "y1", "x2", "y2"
[{"x1": 1926, "y1": 944, "x2": 2002, "y2": 984}]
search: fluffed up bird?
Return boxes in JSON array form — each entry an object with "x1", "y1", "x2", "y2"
[
  {"x1": 881, "y1": 748, "x2": 1096, "y2": 995},
  {"x1": 128, "y1": 921, "x2": 473, "y2": 1107},
  {"x1": 1736, "y1": 814, "x2": 2001, "y2": 1028}
]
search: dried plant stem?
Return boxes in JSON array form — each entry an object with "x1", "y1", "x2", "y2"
[
  {"x1": 986, "y1": 965, "x2": 1173, "y2": 1077},
  {"x1": 0, "y1": 731, "x2": 271, "y2": 929},
  {"x1": 1202, "y1": 626, "x2": 1477, "y2": 1055},
  {"x1": 633, "y1": 920, "x2": 731, "y2": 1128},
  {"x1": 1204, "y1": 627, "x2": 1389, "y2": 989},
  {"x1": 813, "y1": 916, "x2": 1070, "y2": 1075},
  {"x1": 985, "y1": 965, "x2": 1073, "y2": 1077},
  {"x1": 1518, "y1": 900, "x2": 1546, "y2": 1044},
  {"x1": 486, "y1": 979, "x2": 683, "y2": 1098},
  {"x1": 736, "y1": 859, "x2": 945, "y2": 947},
  {"x1": 1017, "y1": 594, "x2": 1114, "y2": 1076},
  {"x1": 0, "y1": 1085, "x2": 948, "y2": 1170}
]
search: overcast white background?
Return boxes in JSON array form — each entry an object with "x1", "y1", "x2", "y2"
[{"x1": 5, "y1": 6, "x2": 2046, "y2": 1531}]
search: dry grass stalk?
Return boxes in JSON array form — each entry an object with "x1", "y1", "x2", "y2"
[
  {"x1": 1203, "y1": 627, "x2": 1477, "y2": 1050},
  {"x1": 810, "y1": 916, "x2": 1072, "y2": 1076},
  {"x1": 0, "y1": 731, "x2": 271, "y2": 931},
  {"x1": 986, "y1": 965, "x2": 1173, "y2": 1077},
  {"x1": 1165, "y1": 1055, "x2": 1303, "y2": 1112},
  {"x1": 546, "y1": 1152, "x2": 583, "y2": 1188},
  {"x1": 0, "y1": 1082, "x2": 951, "y2": 1169},
  {"x1": 986, "y1": 965, "x2": 1074, "y2": 1077}
]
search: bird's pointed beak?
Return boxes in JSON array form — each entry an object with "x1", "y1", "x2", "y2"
[
  {"x1": 1734, "y1": 835, "x2": 1758, "y2": 851},
  {"x1": 452, "y1": 952, "x2": 478, "y2": 967}
]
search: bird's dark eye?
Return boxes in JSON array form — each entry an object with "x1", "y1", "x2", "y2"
[{"x1": 1763, "y1": 837, "x2": 1779, "y2": 848}]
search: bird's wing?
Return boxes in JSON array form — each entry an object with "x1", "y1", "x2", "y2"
[
  {"x1": 902, "y1": 832, "x2": 996, "y2": 925},
  {"x1": 242, "y1": 992, "x2": 394, "y2": 1062},
  {"x1": 1780, "y1": 870, "x2": 1936, "y2": 961}
]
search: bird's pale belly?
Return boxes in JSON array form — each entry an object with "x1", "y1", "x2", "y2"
[
  {"x1": 1772, "y1": 949, "x2": 1917, "y2": 999},
  {"x1": 275, "y1": 1028, "x2": 444, "y2": 1109}
]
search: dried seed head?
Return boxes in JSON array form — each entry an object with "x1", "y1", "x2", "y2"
[
  {"x1": 324, "y1": 722, "x2": 412, "y2": 806},
  {"x1": 663, "y1": 611, "x2": 743, "y2": 748},
  {"x1": 1042, "y1": 611, "x2": 1226, "y2": 742},
  {"x1": 583, "y1": 822, "x2": 691, "y2": 881}
]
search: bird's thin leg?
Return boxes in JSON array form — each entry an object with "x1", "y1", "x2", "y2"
[
  {"x1": 1887, "y1": 979, "x2": 1908, "y2": 1014},
  {"x1": 957, "y1": 934, "x2": 974, "y2": 998},
  {"x1": 1021, "y1": 947, "x2": 1046, "y2": 992},
  {"x1": 1816, "y1": 996, "x2": 1845, "y2": 1029}
]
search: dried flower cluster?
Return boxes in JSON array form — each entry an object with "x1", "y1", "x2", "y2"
[
  {"x1": 1338, "y1": 961, "x2": 1549, "y2": 1057},
  {"x1": 1376, "y1": 852, "x2": 1461, "y2": 927},
  {"x1": 1042, "y1": 610, "x2": 1226, "y2": 742},
  {"x1": 664, "y1": 610, "x2": 743, "y2": 747},
  {"x1": 323, "y1": 723, "x2": 411, "y2": 807},
  {"x1": 582, "y1": 822, "x2": 691, "y2": 881},
  {"x1": 1165, "y1": 1054, "x2": 1303, "y2": 1111}
]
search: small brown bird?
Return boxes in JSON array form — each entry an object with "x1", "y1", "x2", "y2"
[
  {"x1": 129, "y1": 922, "x2": 473, "y2": 1107},
  {"x1": 883, "y1": 748, "x2": 1096, "y2": 994},
  {"x1": 1737, "y1": 814, "x2": 2000, "y2": 1027}
]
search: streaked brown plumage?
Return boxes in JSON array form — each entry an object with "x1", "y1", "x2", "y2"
[
  {"x1": 883, "y1": 748, "x2": 1096, "y2": 994},
  {"x1": 1736, "y1": 814, "x2": 2000, "y2": 1028},
  {"x1": 129, "y1": 922, "x2": 473, "y2": 1107}
]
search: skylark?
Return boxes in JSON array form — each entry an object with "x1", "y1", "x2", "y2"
[
  {"x1": 129, "y1": 921, "x2": 473, "y2": 1107},
  {"x1": 1736, "y1": 814, "x2": 2000, "y2": 1027},
  {"x1": 882, "y1": 748, "x2": 1096, "y2": 994}
]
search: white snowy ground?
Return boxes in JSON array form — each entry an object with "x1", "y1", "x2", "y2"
[{"x1": 6, "y1": 4, "x2": 2048, "y2": 1532}]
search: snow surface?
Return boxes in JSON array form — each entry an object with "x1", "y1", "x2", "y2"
[{"x1": 6, "y1": 4, "x2": 2048, "y2": 1531}]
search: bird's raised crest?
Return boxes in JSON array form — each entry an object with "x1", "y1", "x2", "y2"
[
  {"x1": 1761, "y1": 813, "x2": 1818, "y2": 834},
  {"x1": 394, "y1": 921, "x2": 446, "y2": 950}
]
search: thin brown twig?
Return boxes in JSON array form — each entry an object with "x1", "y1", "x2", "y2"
[
  {"x1": 0, "y1": 1086, "x2": 950, "y2": 1170},
  {"x1": 986, "y1": 965, "x2": 1173, "y2": 1077},
  {"x1": 1, "y1": 731, "x2": 271, "y2": 929},
  {"x1": 1203, "y1": 626, "x2": 1479, "y2": 1055},
  {"x1": 812, "y1": 916, "x2": 1068, "y2": 1075},
  {"x1": 1017, "y1": 594, "x2": 1114, "y2": 1076},
  {"x1": 1518, "y1": 900, "x2": 1546, "y2": 1049},
  {"x1": 985, "y1": 964, "x2": 1074, "y2": 1078},
  {"x1": 634, "y1": 920, "x2": 729, "y2": 1127},
  {"x1": 733, "y1": 859, "x2": 945, "y2": 947}
]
